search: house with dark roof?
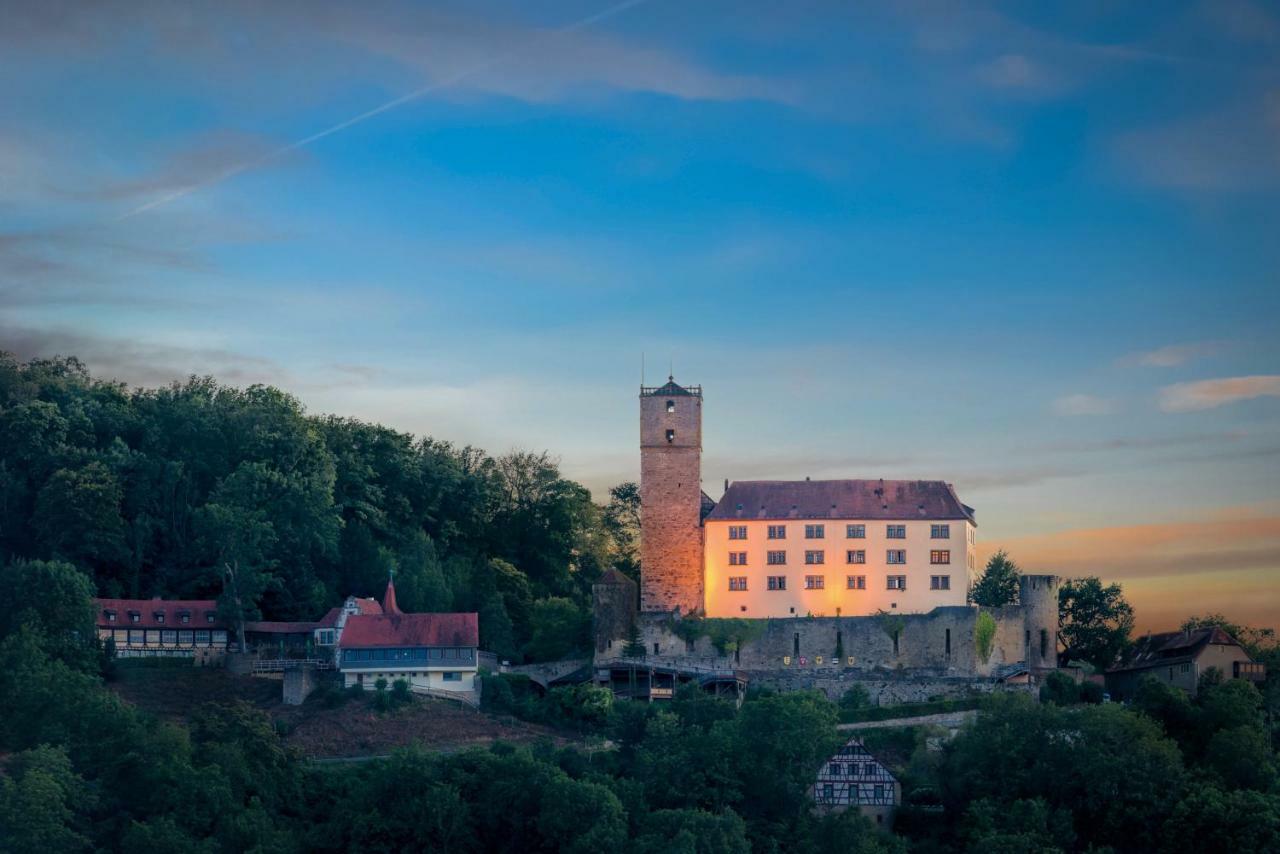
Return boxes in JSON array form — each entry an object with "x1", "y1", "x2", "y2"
[
  {"x1": 337, "y1": 576, "x2": 480, "y2": 696},
  {"x1": 810, "y1": 736, "x2": 901, "y2": 826},
  {"x1": 95, "y1": 598, "x2": 229, "y2": 660},
  {"x1": 1105, "y1": 626, "x2": 1265, "y2": 700},
  {"x1": 242, "y1": 595, "x2": 383, "y2": 657}
]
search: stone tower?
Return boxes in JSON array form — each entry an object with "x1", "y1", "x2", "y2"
[
  {"x1": 1019, "y1": 574, "x2": 1059, "y2": 669},
  {"x1": 640, "y1": 377, "x2": 704, "y2": 614}
]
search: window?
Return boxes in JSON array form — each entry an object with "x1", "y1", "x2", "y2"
[
  {"x1": 1180, "y1": 662, "x2": 1190, "y2": 673},
  {"x1": 129, "y1": 612, "x2": 140, "y2": 623},
  {"x1": 767, "y1": 550, "x2": 787, "y2": 565},
  {"x1": 161, "y1": 630, "x2": 176, "y2": 644},
  {"x1": 805, "y1": 575, "x2": 825, "y2": 590},
  {"x1": 179, "y1": 613, "x2": 190, "y2": 624},
  {"x1": 195, "y1": 630, "x2": 210, "y2": 645},
  {"x1": 443, "y1": 672, "x2": 462, "y2": 682},
  {"x1": 666, "y1": 399, "x2": 675, "y2": 413},
  {"x1": 105, "y1": 611, "x2": 116, "y2": 623},
  {"x1": 931, "y1": 524, "x2": 950, "y2": 539},
  {"x1": 728, "y1": 525, "x2": 747, "y2": 540},
  {"x1": 846, "y1": 549, "x2": 866, "y2": 564},
  {"x1": 665, "y1": 429, "x2": 675, "y2": 443},
  {"x1": 846, "y1": 524, "x2": 865, "y2": 539},
  {"x1": 729, "y1": 577, "x2": 748, "y2": 591},
  {"x1": 930, "y1": 550, "x2": 950, "y2": 564},
  {"x1": 846, "y1": 575, "x2": 866, "y2": 590},
  {"x1": 829, "y1": 763, "x2": 842, "y2": 776},
  {"x1": 805, "y1": 524, "x2": 825, "y2": 539},
  {"x1": 729, "y1": 551, "x2": 747, "y2": 566},
  {"x1": 822, "y1": 783, "x2": 834, "y2": 802},
  {"x1": 145, "y1": 630, "x2": 160, "y2": 645},
  {"x1": 967, "y1": 552, "x2": 975, "y2": 570},
  {"x1": 887, "y1": 575, "x2": 907, "y2": 590},
  {"x1": 317, "y1": 629, "x2": 335, "y2": 646},
  {"x1": 1041, "y1": 629, "x2": 1049, "y2": 660},
  {"x1": 654, "y1": 642, "x2": 661, "y2": 655},
  {"x1": 767, "y1": 576, "x2": 787, "y2": 591},
  {"x1": 887, "y1": 549, "x2": 906, "y2": 564},
  {"x1": 887, "y1": 524, "x2": 906, "y2": 539},
  {"x1": 212, "y1": 630, "x2": 227, "y2": 645},
  {"x1": 178, "y1": 630, "x2": 193, "y2": 645},
  {"x1": 113, "y1": 629, "x2": 128, "y2": 644},
  {"x1": 930, "y1": 575, "x2": 950, "y2": 590},
  {"x1": 767, "y1": 525, "x2": 786, "y2": 539},
  {"x1": 154, "y1": 613, "x2": 165, "y2": 624},
  {"x1": 128, "y1": 629, "x2": 144, "y2": 645},
  {"x1": 967, "y1": 527, "x2": 975, "y2": 545},
  {"x1": 804, "y1": 550, "x2": 825, "y2": 565},
  {"x1": 206, "y1": 613, "x2": 215, "y2": 623}
]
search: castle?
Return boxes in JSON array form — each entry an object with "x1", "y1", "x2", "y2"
[{"x1": 595, "y1": 378, "x2": 1059, "y2": 698}]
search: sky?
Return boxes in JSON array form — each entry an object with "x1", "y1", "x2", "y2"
[{"x1": 2, "y1": 0, "x2": 1278, "y2": 631}]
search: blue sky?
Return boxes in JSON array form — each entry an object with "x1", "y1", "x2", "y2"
[{"x1": 3, "y1": 1, "x2": 1278, "y2": 627}]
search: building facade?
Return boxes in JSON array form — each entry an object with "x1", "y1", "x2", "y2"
[
  {"x1": 811, "y1": 736, "x2": 900, "y2": 825},
  {"x1": 96, "y1": 598, "x2": 229, "y2": 658},
  {"x1": 704, "y1": 480, "x2": 975, "y2": 618},
  {"x1": 337, "y1": 578, "x2": 480, "y2": 695}
]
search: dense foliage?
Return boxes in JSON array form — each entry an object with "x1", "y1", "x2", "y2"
[
  {"x1": 0, "y1": 354, "x2": 638, "y2": 661},
  {"x1": 967, "y1": 549, "x2": 1020, "y2": 608}
]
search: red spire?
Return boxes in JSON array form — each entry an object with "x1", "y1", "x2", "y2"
[{"x1": 383, "y1": 574, "x2": 401, "y2": 615}]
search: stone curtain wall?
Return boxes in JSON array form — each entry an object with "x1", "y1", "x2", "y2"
[
  {"x1": 592, "y1": 573, "x2": 638, "y2": 653},
  {"x1": 598, "y1": 577, "x2": 1059, "y2": 683},
  {"x1": 639, "y1": 391, "x2": 704, "y2": 614}
]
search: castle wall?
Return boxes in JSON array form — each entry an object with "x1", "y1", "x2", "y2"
[
  {"x1": 639, "y1": 388, "x2": 704, "y2": 614},
  {"x1": 596, "y1": 576, "x2": 1060, "y2": 689}
]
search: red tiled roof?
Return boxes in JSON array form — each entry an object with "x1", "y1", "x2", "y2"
[
  {"x1": 338, "y1": 613, "x2": 479, "y2": 649},
  {"x1": 95, "y1": 598, "x2": 223, "y2": 630},
  {"x1": 705, "y1": 479, "x2": 975, "y2": 523}
]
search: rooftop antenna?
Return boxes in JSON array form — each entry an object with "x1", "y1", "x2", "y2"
[
  {"x1": 641, "y1": 352, "x2": 645, "y2": 386},
  {"x1": 669, "y1": 354, "x2": 674, "y2": 382}
]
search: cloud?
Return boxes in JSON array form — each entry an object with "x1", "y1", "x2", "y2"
[
  {"x1": 1121, "y1": 341, "x2": 1221, "y2": 368},
  {"x1": 980, "y1": 509, "x2": 1280, "y2": 630},
  {"x1": 1159, "y1": 375, "x2": 1280, "y2": 412},
  {"x1": 1114, "y1": 92, "x2": 1280, "y2": 191},
  {"x1": 1051, "y1": 393, "x2": 1114, "y2": 416}
]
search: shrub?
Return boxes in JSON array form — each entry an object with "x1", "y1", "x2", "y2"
[
  {"x1": 974, "y1": 612, "x2": 997, "y2": 663},
  {"x1": 839, "y1": 684, "x2": 872, "y2": 713},
  {"x1": 391, "y1": 678, "x2": 412, "y2": 706},
  {"x1": 1039, "y1": 671, "x2": 1081, "y2": 706}
]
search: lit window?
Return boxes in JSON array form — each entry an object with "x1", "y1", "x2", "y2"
[
  {"x1": 931, "y1": 524, "x2": 950, "y2": 539},
  {"x1": 846, "y1": 575, "x2": 866, "y2": 590},
  {"x1": 804, "y1": 550, "x2": 825, "y2": 565},
  {"x1": 887, "y1": 525, "x2": 906, "y2": 539},
  {"x1": 887, "y1": 550, "x2": 906, "y2": 564},
  {"x1": 767, "y1": 576, "x2": 787, "y2": 591},
  {"x1": 805, "y1": 524, "x2": 825, "y2": 539},
  {"x1": 729, "y1": 577, "x2": 748, "y2": 591},
  {"x1": 805, "y1": 575, "x2": 825, "y2": 590},
  {"x1": 846, "y1": 549, "x2": 865, "y2": 564},
  {"x1": 930, "y1": 550, "x2": 950, "y2": 565},
  {"x1": 767, "y1": 550, "x2": 787, "y2": 565},
  {"x1": 887, "y1": 575, "x2": 907, "y2": 590},
  {"x1": 767, "y1": 525, "x2": 787, "y2": 539},
  {"x1": 666, "y1": 399, "x2": 675, "y2": 413},
  {"x1": 728, "y1": 525, "x2": 747, "y2": 540},
  {"x1": 729, "y1": 552, "x2": 747, "y2": 566},
  {"x1": 930, "y1": 575, "x2": 950, "y2": 590},
  {"x1": 846, "y1": 524, "x2": 865, "y2": 539},
  {"x1": 665, "y1": 429, "x2": 675, "y2": 443}
]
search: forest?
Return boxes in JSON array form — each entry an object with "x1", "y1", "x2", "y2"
[{"x1": 0, "y1": 353, "x2": 640, "y2": 662}]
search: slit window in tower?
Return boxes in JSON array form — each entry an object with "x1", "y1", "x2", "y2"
[
  {"x1": 945, "y1": 628, "x2": 952, "y2": 657},
  {"x1": 665, "y1": 429, "x2": 675, "y2": 443}
]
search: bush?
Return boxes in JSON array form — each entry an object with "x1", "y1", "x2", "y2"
[
  {"x1": 391, "y1": 678, "x2": 412, "y2": 706},
  {"x1": 839, "y1": 684, "x2": 872, "y2": 713},
  {"x1": 372, "y1": 677, "x2": 391, "y2": 712},
  {"x1": 1039, "y1": 671, "x2": 1080, "y2": 705}
]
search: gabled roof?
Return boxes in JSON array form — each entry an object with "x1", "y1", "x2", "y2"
[
  {"x1": 1107, "y1": 626, "x2": 1245, "y2": 674},
  {"x1": 96, "y1": 598, "x2": 223, "y2": 629},
  {"x1": 705, "y1": 479, "x2": 974, "y2": 523},
  {"x1": 338, "y1": 613, "x2": 480, "y2": 649}
]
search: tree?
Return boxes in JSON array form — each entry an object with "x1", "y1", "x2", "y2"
[
  {"x1": 1057, "y1": 577, "x2": 1134, "y2": 670},
  {"x1": 33, "y1": 461, "x2": 126, "y2": 571},
  {"x1": 0, "y1": 745, "x2": 92, "y2": 854},
  {"x1": 633, "y1": 808, "x2": 751, "y2": 854},
  {"x1": 603, "y1": 481, "x2": 641, "y2": 581},
  {"x1": 0, "y1": 558, "x2": 97, "y2": 669},
  {"x1": 537, "y1": 778, "x2": 627, "y2": 854},
  {"x1": 969, "y1": 549, "x2": 1020, "y2": 607},
  {"x1": 524, "y1": 597, "x2": 590, "y2": 662},
  {"x1": 1205, "y1": 725, "x2": 1277, "y2": 791}
]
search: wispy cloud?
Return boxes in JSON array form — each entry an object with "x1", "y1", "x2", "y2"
[
  {"x1": 1159, "y1": 375, "x2": 1280, "y2": 412},
  {"x1": 1121, "y1": 340, "x2": 1221, "y2": 368},
  {"x1": 1051, "y1": 393, "x2": 1114, "y2": 416}
]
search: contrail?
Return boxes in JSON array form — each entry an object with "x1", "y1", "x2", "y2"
[{"x1": 119, "y1": 0, "x2": 652, "y2": 220}]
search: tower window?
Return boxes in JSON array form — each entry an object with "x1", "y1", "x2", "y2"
[
  {"x1": 665, "y1": 429, "x2": 675, "y2": 443},
  {"x1": 666, "y1": 400, "x2": 675, "y2": 413}
]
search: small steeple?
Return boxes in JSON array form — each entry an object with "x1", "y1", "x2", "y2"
[{"x1": 383, "y1": 570, "x2": 401, "y2": 616}]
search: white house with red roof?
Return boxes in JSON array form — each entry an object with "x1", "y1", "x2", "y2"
[{"x1": 337, "y1": 575, "x2": 480, "y2": 696}]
